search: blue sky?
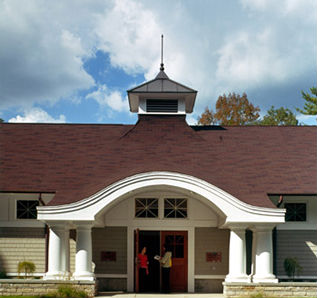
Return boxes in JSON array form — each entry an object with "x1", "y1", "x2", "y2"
[{"x1": 0, "y1": 0, "x2": 316, "y2": 125}]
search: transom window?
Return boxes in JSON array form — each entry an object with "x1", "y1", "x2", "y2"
[
  {"x1": 17, "y1": 200, "x2": 39, "y2": 219},
  {"x1": 164, "y1": 198, "x2": 187, "y2": 218},
  {"x1": 284, "y1": 203, "x2": 306, "y2": 222},
  {"x1": 135, "y1": 198, "x2": 158, "y2": 218}
]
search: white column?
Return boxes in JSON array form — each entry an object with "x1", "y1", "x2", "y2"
[
  {"x1": 127, "y1": 226, "x2": 134, "y2": 292},
  {"x1": 73, "y1": 224, "x2": 94, "y2": 281},
  {"x1": 252, "y1": 227, "x2": 278, "y2": 283},
  {"x1": 188, "y1": 227, "x2": 195, "y2": 292},
  {"x1": 61, "y1": 228, "x2": 70, "y2": 277},
  {"x1": 225, "y1": 228, "x2": 249, "y2": 282},
  {"x1": 44, "y1": 224, "x2": 70, "y2": 280}
]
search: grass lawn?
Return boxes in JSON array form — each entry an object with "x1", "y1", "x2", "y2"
[{"x1": 0, "y1": 297, "x2": 38, "y2": 298}]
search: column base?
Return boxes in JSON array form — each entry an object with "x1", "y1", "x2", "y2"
[
  {"x1": 44, "y1": 271, "x2": 71, "y2": 280},
  {"x1": 73, "y1": 271, "x2": 95, "y2": 281},
  {"x1": 225, "y1": 274, "x2": 250, "y2": 283},
  {"x1": 253, "y1": 274, "x2": 278, "y2": 283}
]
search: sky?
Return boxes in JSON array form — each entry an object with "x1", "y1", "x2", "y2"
[{"x1": 0, "y1": 0, "x2": 316, "y2": 125}]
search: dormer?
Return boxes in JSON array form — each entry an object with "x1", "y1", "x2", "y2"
[{"x1": 127, "y1": 69, "x2": 197, "y2": 115}]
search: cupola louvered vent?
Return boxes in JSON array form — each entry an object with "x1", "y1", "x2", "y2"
[{"x1": 146, "y1": 99, "x2": 178, "y2": 113}]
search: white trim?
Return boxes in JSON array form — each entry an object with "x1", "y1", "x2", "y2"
[
  {"x1": 188, "y1": 227, "x2": 195, "y2": 292},
  {"x1": 194, "y1": 275, "x2": 226, "y2": 279},
  {"x1": 127, "y1": 226, "x2": 134, "y2": 292},
  {"x1": 95, "y1": 274, "x2": 127, "y2": 278},
  {"x1": 37, "y1": 172, "x2": 285, "y2": 226},
  {"x1": 7, "y1": 272, "x2": 45, "y2": 277},
  {"x1": 277, "y1": 275, "x2": 317, "y2": 280}
]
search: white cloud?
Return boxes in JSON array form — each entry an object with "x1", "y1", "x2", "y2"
[
  {"x1": 0, "y1": 0, "x2": 96, "y2": 109},
  {"x1": 296, "y1": 114, "x2": 317, "y2": 126},
  {"x1": 94, "y1": 0, "x2": 161, "y2": 75},
  {"x1": 86, "y1": 84, "x2": 128, "y2": 112},
  {"x1": 0, "y1": 0, "x2": 315, "y2": 121},
  {"x1": 8, "y1": 108, "x2": 66, "y2": 123},
  {"x1": 186, "y1": 114, "x2": 198, "y2": 126},
  {"x1": 215, "y1": 30, "x2": 288, "y2": 88}
]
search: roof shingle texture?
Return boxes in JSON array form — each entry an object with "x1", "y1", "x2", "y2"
[{"x1": 1, "y1": 115, "x2": 316, "y2": 208}]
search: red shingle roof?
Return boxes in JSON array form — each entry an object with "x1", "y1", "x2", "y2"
[{"x1": 1, "y1": 116, "x2": 316, "y2": 208}]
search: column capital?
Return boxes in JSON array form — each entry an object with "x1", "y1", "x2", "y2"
[
  {"x1": 74, "y1": 221, "x2": 94, "y2": 230},
  {"x1": 252, "y1": 225, "x2": 276, "y2": 232},
  {"x1": 46, "y1": 221, "x2": 70, "y2": 230},
  {"x1": 226, "y1": 224, "x2": 248, "y2": 231}
]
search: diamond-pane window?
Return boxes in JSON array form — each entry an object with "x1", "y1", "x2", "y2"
[
  {"x1": 164, "y1": 198, "x2": 187, "y2": 218},
  {"x1": 135, "y1": 198, "x2": 158, "y2": 218},
  {"x1": 285, "y1": 203, "x2": 306, "y2": 222},
  {"x1": 17, "y1": 200, "x2": 39, "y2": 219}
]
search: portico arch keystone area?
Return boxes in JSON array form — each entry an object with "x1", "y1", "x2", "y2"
[{"x1": 1, "y1": 47, "x2": 316, "y2": 296}]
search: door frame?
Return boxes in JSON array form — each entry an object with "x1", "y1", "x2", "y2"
[{"x1": 128, "y1": 226, "x2": 195, "y2": 293}]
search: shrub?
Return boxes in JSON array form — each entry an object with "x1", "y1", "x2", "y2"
[
  {"x1": 40, "y1": 285, "x2": 89, "y2": 298},
  {"x1": 17, "y1": 261, "x2": 36, "y2": 279},
  {"x1": 250, "y1": 292, "x2": 265, "y2": 298},
  {"x1": 284, "y1": 257, "x2": 302, "y2": 279},
  {"x1": 0, "y1": 270, "x2": 8, "y2": 279}
]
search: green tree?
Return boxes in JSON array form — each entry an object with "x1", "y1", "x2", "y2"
[
  {"x1": 198, "y1": 92, "x2": 260, "y2": 125},
  {"x1": 0, "y1": 118, "x2": 4, "y2": 123},
  {"x1": 296, "y1": 87, "x2": 317, "y2": 115},
  {"x1": 260, "y1": 106, "x2": 298, "y2": 126}
]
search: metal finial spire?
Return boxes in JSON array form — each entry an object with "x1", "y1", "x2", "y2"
[{"x1": 160, "y1": 34, "x2": 164, "y2": 71}]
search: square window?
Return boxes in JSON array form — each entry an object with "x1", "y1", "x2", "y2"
[
  {"x1": 284, "y1": 203, "x2": 306, "y2": 222},
  {"x1": 17, "y1": 200, "x2": 39, "y2": 219},
  {"x1": 164, "y1": 198, "x2": 187, "y2": 218},
  {"x1": 135, "y1": 198, "x2": 158, "y2": 218}
]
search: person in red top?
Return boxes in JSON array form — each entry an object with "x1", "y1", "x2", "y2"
[{"x1": 137, "y1": 246, "x2": 149, "y2": 292}]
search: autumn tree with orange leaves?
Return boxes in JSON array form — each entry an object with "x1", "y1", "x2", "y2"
[{"x1": 198, "y1": 92, "x2": 260, "y2": 125}]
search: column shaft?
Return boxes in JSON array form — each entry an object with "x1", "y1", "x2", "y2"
[
  {"x1": 253, "y1": 228, "x2": 278, "y2": 283},
  {"x1": 225, "y1": 228, "x2": 248, "y2": 282},
  {"x1": 73, "y1": 225, "x2": 94, "y2": 281},
  {"x1": 44, "y1": 224, "x2": 69, "y2": 280}
]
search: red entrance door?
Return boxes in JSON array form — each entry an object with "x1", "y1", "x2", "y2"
[{"x1": 161, "y1": 231, "x2": 188, "y2": 292}]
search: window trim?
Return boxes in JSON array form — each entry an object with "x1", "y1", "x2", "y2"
[
  {"x1": 284, "y1": 202, "x2": 307, "y2": 222},
  {"x1": 133, "y1": 193, "x2": 190, "y2": 220},
  {"x1": 164, "y1": 198, "x2": 188, "y2": 219},
  {"x1": 135, "y1": 198, "x2": 159, "y2": 218},
  {"x1": 15, "y1": 199, "x2": 39, "y2": 220}
]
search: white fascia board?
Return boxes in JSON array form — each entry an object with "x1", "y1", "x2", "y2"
[{"x1": 37, "y1": 172, "x2": 285, "y2": 225}]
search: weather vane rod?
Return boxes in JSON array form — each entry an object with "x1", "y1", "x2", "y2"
[{"x1": 160, "y1": 34, "x2": 164, "y2": 71}]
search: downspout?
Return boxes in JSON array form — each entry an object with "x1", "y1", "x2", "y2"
[{"x1": 38, "y1": 193, "x2": 49, "y2": 273}]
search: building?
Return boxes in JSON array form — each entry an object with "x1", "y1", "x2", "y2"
[{"x1": 0, "y1": 65, "x2": 316, "y2": 294}]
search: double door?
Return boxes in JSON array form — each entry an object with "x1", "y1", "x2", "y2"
[{"x1": 135, "y1": 230, "x2": 188, "y2": 293}]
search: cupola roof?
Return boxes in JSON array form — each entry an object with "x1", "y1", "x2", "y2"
[{"x1": 127, "y1": 70, "x2": 197, "y2": 113}]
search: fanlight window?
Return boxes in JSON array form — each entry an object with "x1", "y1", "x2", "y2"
[
  {"x1": 17, "y1": 200, "x2": 39, "y2": 219},
  {"x1": 135, "y1": 198, "x2": 158, "y2": 218},
  {"x1": 164, "y1": 198, "x2": 187, "y2": 218}
]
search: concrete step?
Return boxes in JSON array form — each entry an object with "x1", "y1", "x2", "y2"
[{"x1": 96, "y1": 293, "x2": 224, "y2": 298}]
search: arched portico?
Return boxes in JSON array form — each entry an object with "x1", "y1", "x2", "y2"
[{"x1": 38, "y1": 172, "x2": 285, "y2": 289}]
